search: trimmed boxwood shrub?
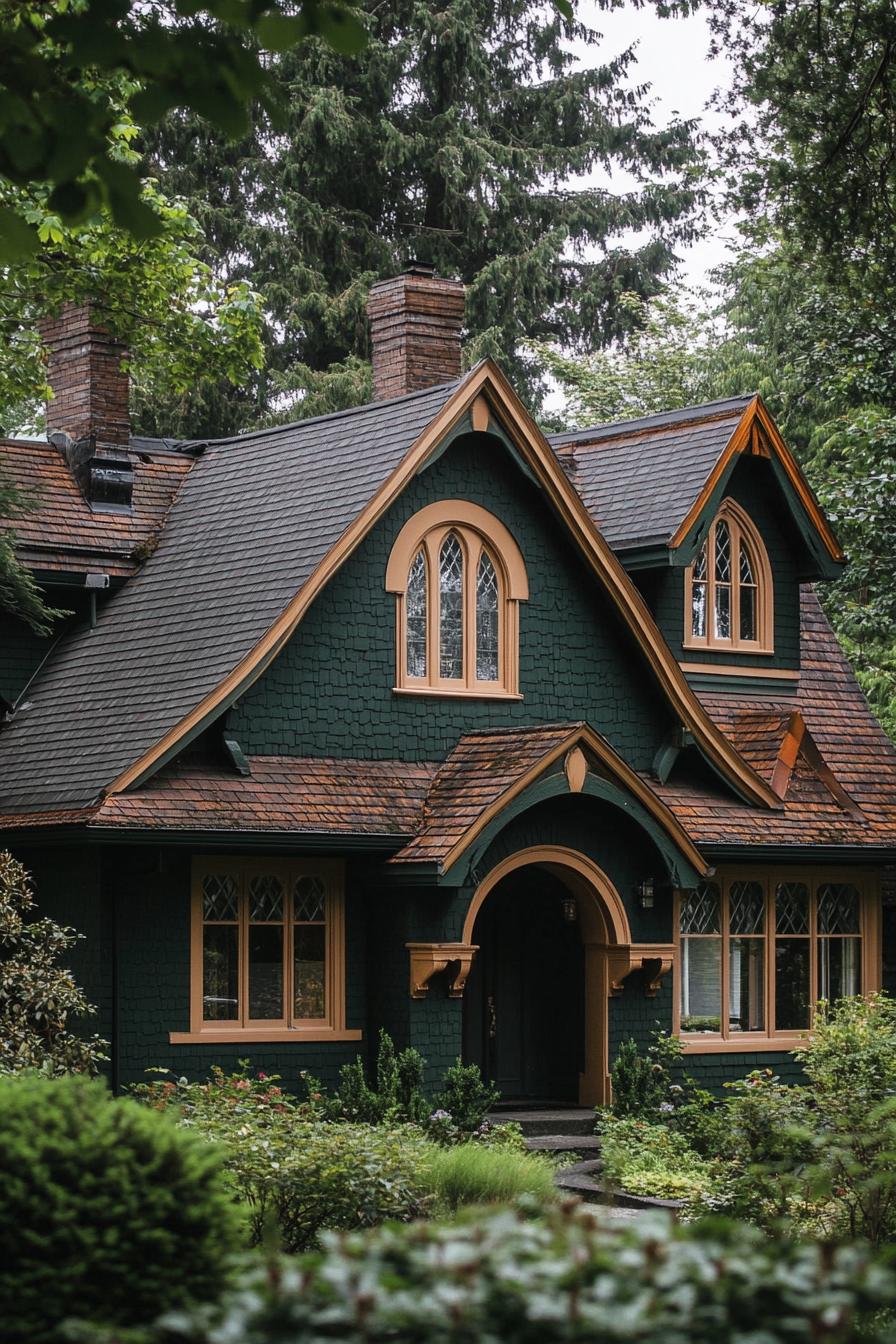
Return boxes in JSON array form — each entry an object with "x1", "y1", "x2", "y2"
[
  {"x1": 0, "y1": 1074, "x2": 241, "y2": 1341},
  {"x1": 100, "y1": 1202, "x2": 896, "y2": 1344}
]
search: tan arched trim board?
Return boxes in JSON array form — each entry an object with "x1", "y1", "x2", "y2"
[
  {"x1": 385, "y1": 499, "x2": 529, "y2": 598},
  {"x1": 683, "y1": 496, "x2": 775, "y2": 654},
  {"x1": 462, "y1": 845, "x2": 676, "y2": 1106},
  {"x1": 106, "y1": 361, "x2": 779, "y2": 808},
  {"x1": 440, "y1": 722, "x2": 707, "y2": 881},
  {"x1": 671, "y1": 396, "x2": 844, "y2": 561}
]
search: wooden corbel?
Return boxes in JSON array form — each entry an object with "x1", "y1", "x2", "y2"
[
  {"x1": 406, "y1": 943, "x2": 478, "y2": 999},
  {"x1": 604, "y1": 943, "x2": 676, "y2": 998}
]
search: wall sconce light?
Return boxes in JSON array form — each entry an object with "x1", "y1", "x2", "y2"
[
  {"x1": 561, "y1": 895, "x2": 578, "y2": 923},
  {"x1": 636, "y1": 878, "x2": 655, "y2": 909}
]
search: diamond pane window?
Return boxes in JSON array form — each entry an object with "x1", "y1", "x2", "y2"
[
  {"x1": 249, "y1": 875, "x2": 283, "y2": 922},
  {"x1": 729, "y1": 881, "x2": 765, "y2": 934},
  {"x1": 818, "y1": 884, "x2": 860, "y2": 934},
  {"x1": 295, "y1": 875, "x2": 326, "y2": 924},
  {"x1": 714, "y1": 519, "x2": 731, "y2": 581},
  {"x1": 680, "y1": 882, "x2": 721, "y2": 934},
  {"x1": 194, "y1": 862, "x2": 342, "y2": 1032},
  {"x1": 476, "y1": 550, "x2": 499, "y2": 682},
  {"x1": 686, "y1": 504, "x2": 771, "y2": 650},
  {"x1": 202, "y1": 874, "x2": 238, "y2": 922},
  {"x1": 406, "y1": 549, "x2": 427, "y2": 679},
  {"x1": 439, "y1": 533, "x2": 464, "y2": 679},
  {"x1": 776, "y1": 882, "x2": 809, "y2": 935}
]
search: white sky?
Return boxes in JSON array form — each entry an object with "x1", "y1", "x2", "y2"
[{"x1": 570, "y1": 2, "x2": 740, "y2": 286}]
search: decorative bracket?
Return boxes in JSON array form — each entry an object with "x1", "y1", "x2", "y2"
[
  {"x1": 407, "y1": 942, "x2": 478, "y2": 999},
  {"x1": 604, "y1": 943, "x2": 675, "y2": 998}
]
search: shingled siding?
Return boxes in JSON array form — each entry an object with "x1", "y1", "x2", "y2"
[
  {"x1": 227, "y1": 433, "x2": 672, "y2": 771},
  {"x1": 643, "y1": 455, "x2": 802, "y2": 672},
  {"x1": 100, "y1": 847, "x2": 369, "y2": 1091},
  {"x1": 17, "y1": 845, "x2": 114, "y2": 1067}
]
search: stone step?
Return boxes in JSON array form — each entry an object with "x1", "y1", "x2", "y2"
[
  {"x1": 489, "y1": 1108, "x2": 595, "y2": 1138},
  {"x1": 524, "y1": 1133, "x2": 602, "y2": 1159}
]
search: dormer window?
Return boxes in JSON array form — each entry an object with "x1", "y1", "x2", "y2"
[
  {"x1": 386, "y1": 500, "x2": 528, "y2": 697},
  {"x1": 685, "y1": 500, "x2": 773, "y2": 653}
]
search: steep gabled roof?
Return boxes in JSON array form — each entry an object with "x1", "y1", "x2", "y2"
[
  {"x1": 549, "y1": 395, "x2": 843, "y2": 567},
  {"x1": 0, "y1": 362, "x2": 786, "y2": 817},
  {"x1": 0, "y1": 437, "x2": 192, "y2": 577},
  {"x1": 0, "y1": 381, "x2": 459, "y2": 810}
]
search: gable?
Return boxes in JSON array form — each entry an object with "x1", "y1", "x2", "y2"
[
  {"x1": 0, "y1": 362, "x2": 782, "y2": 816},
  {"x1": 225, "y1": 432, "x2": 677, "y2": 772}
]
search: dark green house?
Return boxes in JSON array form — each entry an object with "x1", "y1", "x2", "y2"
[{"x1": 2, "y1": 270, "x2": 895, "y2": 1103}]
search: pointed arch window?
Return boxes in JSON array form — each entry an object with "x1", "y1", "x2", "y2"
[
  {"x1": 685, "y1": 500, "x2": 773, "y2": 653},
  {"x1": 386, "y1": 500, "x2": 529, "y2": 697}
]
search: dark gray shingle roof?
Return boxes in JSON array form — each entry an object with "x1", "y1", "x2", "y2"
[
  {"x1": 549, "y1": 397, "x2": 753, "y2": 550},
  {"x1": 0, "y1": 381, "x2": 459, "y2": 811}
]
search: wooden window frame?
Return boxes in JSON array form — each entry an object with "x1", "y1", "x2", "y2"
[
  {"x1": 673, "y1": 867, "x2": 880, "y2": 1054},
  {"x1": 386, "y1": 500, "x2": 529, "y2": 699},
  {"x1": 170, "y1": 857, "x2": 361, "y2": 1044},
  {"x1": 683, "y1": 498, "x2": 774, "y2": 654}
]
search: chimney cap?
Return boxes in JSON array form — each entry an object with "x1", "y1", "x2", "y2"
[{"x1": 405, "y1": 260, "x2": 436, "y2": 277}]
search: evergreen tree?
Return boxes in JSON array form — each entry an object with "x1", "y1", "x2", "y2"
[{"x1": 142, "y1": 0, "x2": 702, "y2": 436}]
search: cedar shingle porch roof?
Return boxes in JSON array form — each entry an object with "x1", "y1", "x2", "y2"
[
  {"x1": 654, "y1": 589, "x2": 896, "y2": 850},
  {"x1": 0, "y1": 438, "x2": 192, "y2": 577}
]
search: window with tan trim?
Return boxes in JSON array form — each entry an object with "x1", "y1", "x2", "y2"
[
  {"x1": 170, "y1": 858, "x2": 361, "y2": 1044},
  {"x1": 385, "y1": 500, "x2": 529, "y2": 697},
  {"x1": 684, "y1": 499, "x2": 773, "y2": 653},
  {"x1": 674, "y1": 869, "x2": 879, "y2": 1050}
]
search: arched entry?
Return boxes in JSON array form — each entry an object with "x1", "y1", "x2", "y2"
[{"x1": 461, "y1": 846, "x2": 633, "y2": 1106}]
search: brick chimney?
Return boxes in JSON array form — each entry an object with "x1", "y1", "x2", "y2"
[
  {"x1": 367, "y1": 264, "x2": 465, "y2": 401},
  {"x1": 38, "y1": 303, "x2": 134, "y2": 509}
]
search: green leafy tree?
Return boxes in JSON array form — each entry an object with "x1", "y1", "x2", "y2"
[
  {"x1": 0, "y1": 850, "x2": 108, "y2": 1075},
  {"x1": 142, "y1": 0, "x2": 703, "y2": 436},
  {"x1": 0, "y1": 0, "x2": 367, "y2": 259}
]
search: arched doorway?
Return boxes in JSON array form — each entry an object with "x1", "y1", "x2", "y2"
[
  {"x1": 463, "y1": 867, "x2": 584, "y2": 1102},
  {"x1": 461, "y1": 846, "x2": 632, "y2": 1106}
]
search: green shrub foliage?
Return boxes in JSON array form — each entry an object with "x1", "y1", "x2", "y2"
[
  {"x1": 0, "y1": 1073, "x2": 240, "y2": 1340},
  {"x1": 432, "y1": 1058, "x2": 500, "y2": 1131},
  {"x1": 0, "y1": 850, "x2": 108, "y2": 1075},
  {"x1": 135, "y1": 1064, "x2": 435, "y2": 1251},
  {"x1": 597, "y1": 1116, "x2": 712, "y2": 1201},
  {"x1": 115, "y1": 1204, "x2": 896, "y2": 1344}
]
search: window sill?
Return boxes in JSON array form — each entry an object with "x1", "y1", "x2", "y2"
[
  {"x1": 679, "y1": 1035, "x2": 807, "y2": 1054},
  {"x1": 679, "y1": 660, "x2": 798, "y2": 681},
  {"x1": 682, "y1": 640, "x2": 775, "y2": 657},
  {"x1": 169, "y1": 1028, "x2": 363, "y2": 1044},
  {"x1": 393, "y1": 686, "x2": 523, "y2": 700}
]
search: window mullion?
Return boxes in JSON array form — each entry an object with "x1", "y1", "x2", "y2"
[
  {"x1": 731, "y1": 522, "x2": 740, "y2": 646},
  {"x1": 720, "y1": 884, "x2": 730, "y2": 1039},
  {"x1": 239, "y1": 881, "x2": 248, "y2": 1030},
  {"x1": 284, "y1": 875, "x2": 293, "y2": 1027},
  {"x1": 424, "y1": 532, "x2": 441, "y2": 687}
]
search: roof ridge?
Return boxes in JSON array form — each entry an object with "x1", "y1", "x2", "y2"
[
  {"x1": 549, "y1": 397, "x2": 754, "y2": 450},
  {"x1": 182, "y1": 377, "x2": 465, "y2": 450}
]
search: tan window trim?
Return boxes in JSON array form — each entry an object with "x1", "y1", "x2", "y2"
[
  {"x1": 175, "y1": 857, "x2": 354, "y2": 1043},
  {"x1": 673, "y1": 867, "x2": 880, "y2": 1051},
  {"x1": 386, "y1": 499, "x2": 528, "y2": 697},
  {"x1": 392, "y1": 686, "x2": 524, "y2": 701},
  {"x1": 684, "y1": 498, "x2": 774, "y2": 654}
]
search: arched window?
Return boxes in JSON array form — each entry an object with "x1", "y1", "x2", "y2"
[
  {"x1": 386, "y1": 500, "x2": 529, "y2": 696},
  {"x1": 685, "y1": 500, "x2": 773, "y2": 652}
]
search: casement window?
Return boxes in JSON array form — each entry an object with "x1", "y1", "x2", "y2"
[
  {"x1": 684, "y1": 499, "x2": 773, "y2": 653},
  {"x1": 170, "y1": 858, "x2": 361, "y2": 1044},
  {"x1": 675, "y1": 871, "x2": 878, "y2": 1049},
  {"x1": 386, "y1": 500, "x2": 528, "y2": 697}
]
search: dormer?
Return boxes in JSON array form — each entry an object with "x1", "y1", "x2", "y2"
[{"x1": 550, "y1": 395, "x2": 845, "y2": 695}]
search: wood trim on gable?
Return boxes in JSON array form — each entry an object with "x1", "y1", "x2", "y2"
[
  {"x1": 670, "y1": 396, "x2": 845, "y2": 561},
  {"x1": 105, "y1": 361, "x2": 781, "y2": 810}
]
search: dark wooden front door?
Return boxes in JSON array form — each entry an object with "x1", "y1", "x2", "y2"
[{"x1": 463, "y1": 871, "x2": 584, "y2": 1103}]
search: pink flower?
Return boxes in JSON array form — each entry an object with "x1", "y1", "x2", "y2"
[{"x1": 258, "y1": 1071, "x2": 267, "y2": 1080}]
